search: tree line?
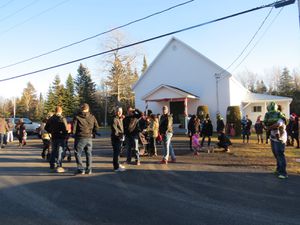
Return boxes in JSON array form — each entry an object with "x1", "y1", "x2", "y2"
[
  {"x1": 236, "y1": 66, "x2": 300, "y2": 114},
  {"x1": 0, "y1": 54, "x2": 148, "y2": 125}
]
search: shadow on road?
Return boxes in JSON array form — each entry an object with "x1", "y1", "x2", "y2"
[{"x1": 0, "y1": 167, "x2": 300, "y2": 225}]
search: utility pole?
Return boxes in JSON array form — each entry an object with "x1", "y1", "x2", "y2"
[
  {"x1": 214, "y1": 73, "x2": 221, "y2": 114},
  {"x1": 13, "y1": 97, "x2": 16, "y2": 119},
  {"x1": 104, "y1": 85, "x2": 108, "y2": 127}
]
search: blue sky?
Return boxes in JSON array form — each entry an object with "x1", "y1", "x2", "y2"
[{"x1": 0, "y1": 0, "x2": 299, "y2": 99}]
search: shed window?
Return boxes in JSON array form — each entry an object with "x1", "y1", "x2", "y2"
[{"x1": 253, "y1": 106, "x2": 262, "y2": 112}]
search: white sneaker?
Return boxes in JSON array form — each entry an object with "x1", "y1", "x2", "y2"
[
  {"x1": 114, "y1": 167, "x2": 126, "y2": 172},
  {"x1": 119, "y1": 164, "x2": 125, "y2": 169},
  {"x1": 56, "y1": 167, "x2": 65, "y2": 173}
]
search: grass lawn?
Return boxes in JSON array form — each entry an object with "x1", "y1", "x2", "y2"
[{"x1": 174, "y1": 134, "x2": 300, "y2": 174}]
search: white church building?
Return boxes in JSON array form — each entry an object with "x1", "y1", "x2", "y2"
[{"x1": 133, "y1": 37, "x2": 292, "y2": 129}]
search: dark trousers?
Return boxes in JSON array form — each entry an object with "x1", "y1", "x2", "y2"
[
  {"x1": 50, "y1": 139, "x2": 65, "y2": 169},
  {"x1": 201, "y1": 136, "x2": 211, "y2": 146},
  {"x1": 292, "y1": 133, "x2": 299, "y2": 148},
  {"x1": 74, "y1": 138, "x2": 93, "y2": 172},
  {"x1": 42, "y1": 139, "x2": 51, "y2": 157},
  {"x1": 112, "y1": 139, "x2": 122, "y2": 170}
]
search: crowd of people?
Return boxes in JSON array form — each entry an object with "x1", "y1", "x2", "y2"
[
  {"x1": 0, "y1": 101, "x2": 295, "y2": 179},
  {"x1": 0, "y1": 117, "x2": 27, "y2": 149}
]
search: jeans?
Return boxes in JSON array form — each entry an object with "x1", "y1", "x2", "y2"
[
  {"x1": 147, "y1": 137, "x2": 157, "y2": 155},
  {"x1": 125, "y1": 135, "x2": 140, "y2": 162},
  {"x1": 50, "y1": 139, "x2": 65, "y2": 169},
  {"x1": 271, "y1": 140, "x2": 287, "y2": 176},
  {"x1": 112, "y1": 138, "x2": 122, "y2": 170},
  {"x1": 162, "y1": 132, "x2": 175, "y2": 161},
  {"x1": 74, "y1": 138, "x2": 93, "y2": 172}
]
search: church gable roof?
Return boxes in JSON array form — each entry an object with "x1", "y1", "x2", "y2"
[
  {"x1": 142, "y1": 84, "x2": 199, "y2": 101},
  {"x1": 133, "y1": 37, "x2": 231, "y2": 90}
]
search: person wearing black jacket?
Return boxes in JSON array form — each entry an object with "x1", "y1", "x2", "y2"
[
  {"x1": 216, "y1": 113, "x2": 225, "y2": 134},
  {"x1": 123, "y1": 107, "x2": 142, "y2": 165},
  {"x1": 45, "y1": 106, "x2": 68, "y2": 173},
  {"x1": 111, "y1": 106, "x2": 126, "y2": 172},
  {"x1": 201, "y1": 116, "x2": 213, "y2": 147},
  {"x1": 159, "y1": 105, "x2": 176, "y2": 164},
  {"x1": 73, "y1": 103, "x2": 99, "y2": 175}
]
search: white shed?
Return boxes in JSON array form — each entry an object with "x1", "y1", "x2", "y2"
[{"x1": 133, "y1": 37, "x2": 292, "y2": 129}]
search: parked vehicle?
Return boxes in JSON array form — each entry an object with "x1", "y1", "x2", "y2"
[{"x1": 9, "y1": 117, "x2": 41, "y2": 134}]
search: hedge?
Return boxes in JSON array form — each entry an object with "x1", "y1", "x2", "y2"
[{"x1": 226, "y1": 106, "x2": 242, "y2": 136}]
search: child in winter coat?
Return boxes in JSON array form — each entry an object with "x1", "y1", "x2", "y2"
[{"x1": 192, "y1": 132, "x2": 201, "y2": 155}]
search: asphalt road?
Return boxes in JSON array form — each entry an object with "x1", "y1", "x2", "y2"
[{"x1": 0, "y1": 138, "x2": 299, "y2": 225}]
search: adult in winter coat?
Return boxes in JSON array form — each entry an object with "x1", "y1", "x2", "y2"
[
  {"x1": 159, "y1": 105, "x2": 176, "y2": 164},
  {"x1": 15, "y1": 119, "x2": 27, "y2": 147},
  {"x1": 216, "y1": 114, "x2": 225, "y2": 134},
  {"x1": 241, "y1": 115, "x2": 252, "y2": 143},
  {"x1": 73, "y1": 103, "x2": 99, "y2": 175},
  {"x1": 147, "y1": 114, "x2": 159, "y2": 156},
  {"x1": 45, "y1": 106, "x2": 68, "y2": 173},
  {"x1": 201, "y1": 116, "x2": 213, "y2": 147},
  {"x1": 0, "y1": 116, "x2": 8, "y2": 149},
  {"x1": 254, "y1": 115, "x2": 264, "y2": 144},
  {"x1": 111, "y1": 106, "x2": 126, "y2": 172},
  {"x1": 291, "y1": 114, "x2": 299, "y2": 148},
  {"x1": 123, "y1": 107, "x2": 142, "y2": 165}
]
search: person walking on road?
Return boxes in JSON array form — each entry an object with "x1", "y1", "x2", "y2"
[
  {"x1": 6, "y1": 118, "x2": 14, "y2": 143},
  {"x1": 0, "y1": 116, "x2": 8, "y2": 149},
  {"x1": 123, "y1": 107, "x2": 142, "y2": 165},
  {"x1": 15, "y1": 118, "x2": 26, "y2": 148},
  {"x1": 45, "y1": 106, "x2": 68, "y2": 173},
  {"x1": 159, "y1": 105, "x2": 176, "y2": 164},
  {"x1": 73, "y1": 103, "x2": 99, "y2": 175},
  {"x1": 111, "y1": 106, "x2": 126, "y2": 172}
]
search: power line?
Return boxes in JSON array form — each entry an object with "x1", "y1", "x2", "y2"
[
  {"x1": 219, "y1": 6, "x2": 274, "y2": 75},
  {"x1": 0, "y1": 0, "x2": 289, "y2": 83},
  {"x1": 0, "y1": 0, "x2": 195, "y2": 70},
  {"x1": 0, "y1": 0, "x2": 39, "y2": 24},
  {"x1": 0, "y1": 0, "x2": 15, "y2": 9},
  {"x1": 0, "y1": 0, "x2": 70, "y2": 37},
  {"x1": 230, "y1": 7, "x2": 284, "y2": 74}
]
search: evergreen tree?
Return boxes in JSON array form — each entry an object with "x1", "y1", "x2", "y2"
[
  {"x1": 44, "y1": 85, "x2": 55, "y2": 114},
  {"x1": 141, "y1": 55, "x2": 148, "y2": 74},
  {"x1": 35, "y1": 93, "x2": 45, "y2": 120},
  {"x1": 278, "y1": 67, "x2": 295, "y2": 97},
  {"x1": 255, "y1": 80, "x2": 267, "y2": 94},
  {"x1": 75, "y1": 64, "x2": 97, "y2": 113},
  {"x1": 63, "y1": 74, "x2": 78, "y2": 117},
  {"x1": 44, "y1": 75, "x2": 65, "y2": 114}
]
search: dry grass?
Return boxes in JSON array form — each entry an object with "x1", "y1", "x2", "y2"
[{"x1": 173, "y1": 134, "x2": 300, "y2": 174}]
